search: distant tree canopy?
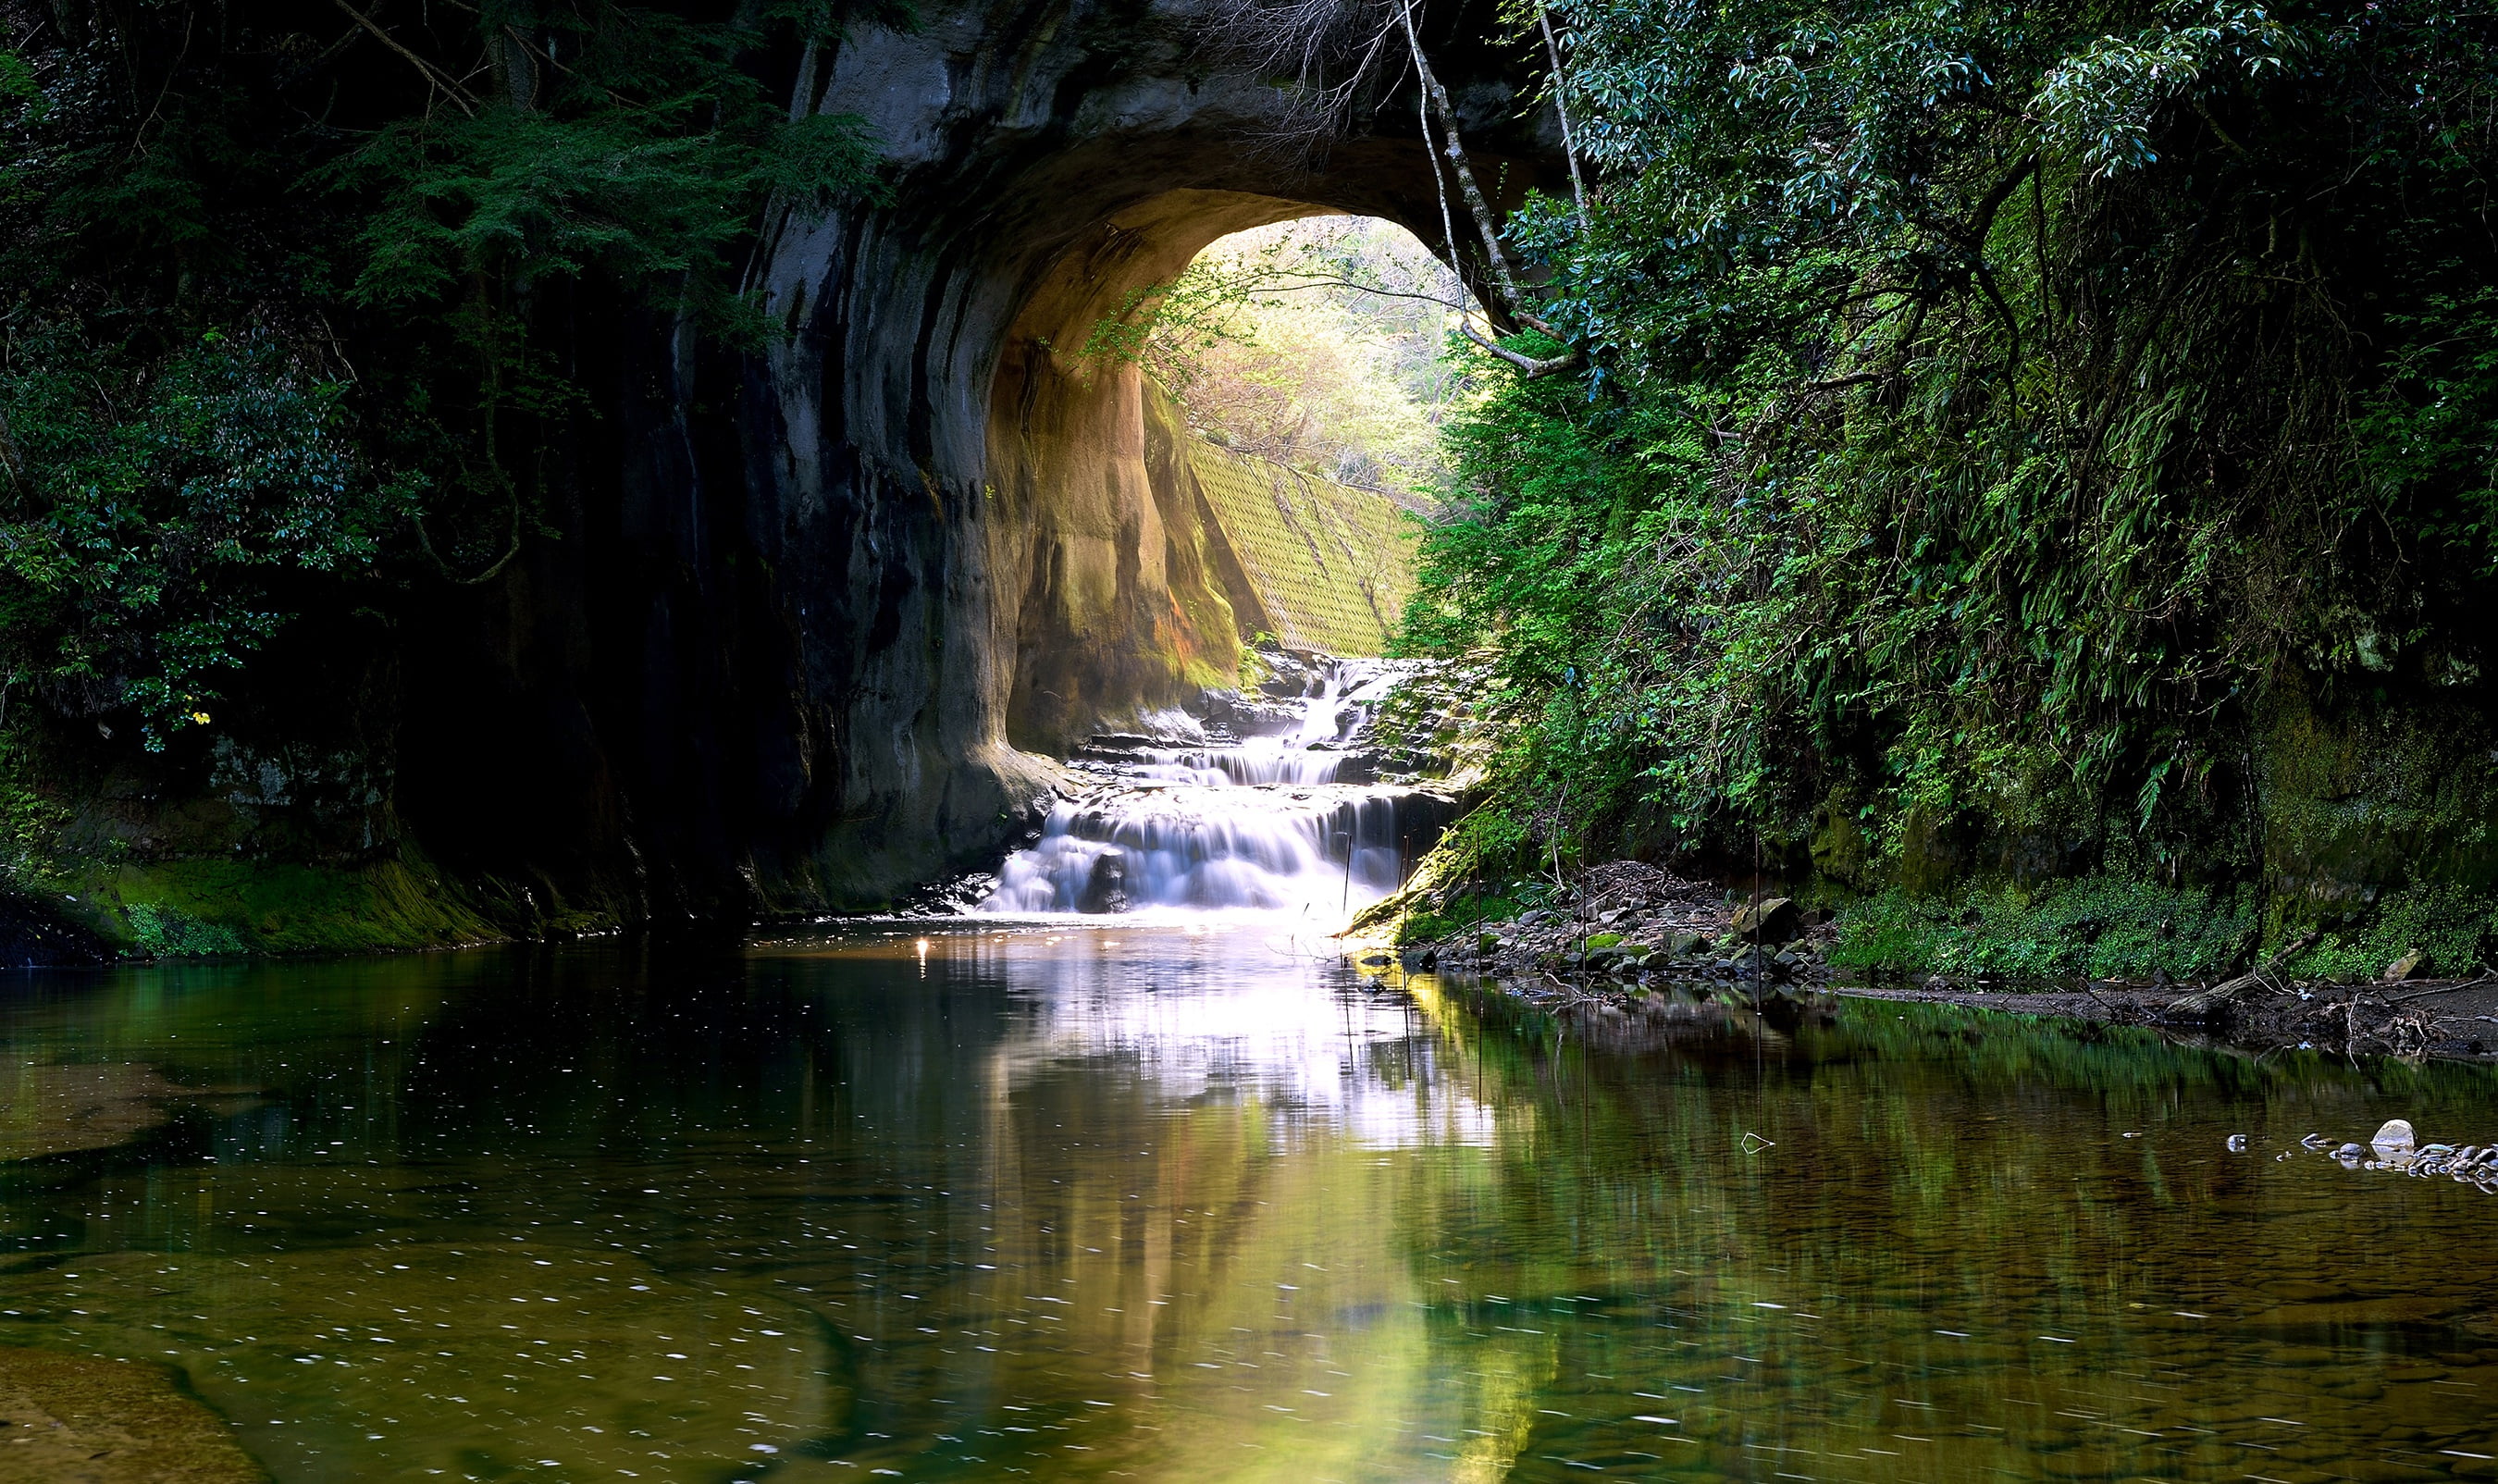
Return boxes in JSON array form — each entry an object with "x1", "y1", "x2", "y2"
[
  {"x1": 0, "y1": 0, "x2": 883, "y2": 746},
  {"x1": 1075, "y1": 216, "x2": 1472, "y2": 493},
  {"x1": 1399, "y1": 0, "x2": 2498, "y2": 885}
]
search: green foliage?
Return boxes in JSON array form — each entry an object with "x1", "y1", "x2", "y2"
[
  {"x1": 0, "y1": 730, "x2": 69, "y2": 882},
  {"x1": 124, "y1": 901, "x2": 249, "y2": 958},
  {"x1": 2, "y1": 329, "x2": 409, "y2": 745},
  {"x1": 1398, "y1": 339, "x2": 1732, "y2": 864},
  {"x1": 2284, "y1": 884, "x2": 2498, "y2": 981},
  {"x1": 0, "y1": 0, "x2": 886, "y2": 755},
  {"x1": 1825, "y1": 877, "x2": 2257, "y2": 981},
  {"x1": 327, "y1": 8, "x2": 883, "y2": 314},
  {"x1": 1404, "y1": 0, "x2": 2498, "y2": 923}
]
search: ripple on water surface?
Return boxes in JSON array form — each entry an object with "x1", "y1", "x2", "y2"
[{"x1": 2, "y1": 925, "x2": 2496, "y2": 1480}]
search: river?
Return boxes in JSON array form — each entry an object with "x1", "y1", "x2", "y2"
[{"x1": 5, "y1": 924, "x2": 2498, "y2": 1480}]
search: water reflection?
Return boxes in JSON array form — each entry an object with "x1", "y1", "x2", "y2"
[{"x1": 1, "y1": 928, "x2": 2495, "y2": 1481}]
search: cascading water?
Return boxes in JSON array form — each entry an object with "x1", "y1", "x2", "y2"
[{"x1": 980, "y1": 657, "x2": 1442, "y2": 923}]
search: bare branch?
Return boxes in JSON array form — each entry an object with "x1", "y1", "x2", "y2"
[
  {"x1": 331, "y1": 0, "x2": 479, "y2": 116},
  {"x1": 1199, "y1": 0, "x2": 1405, "y2": 157},
  {"x1": 1398, "y1": 0, "x2": 1525, "y2": 308},
  {"x1": 1459, "y1": 318, "x2": 1579, "y2": 377},
  {"x1": 1233, "y1": 276, "x2": 1473, "y2": 309},
  {"x1": 1535, "y1": 2, "x2": 1589, "y2": 229}
]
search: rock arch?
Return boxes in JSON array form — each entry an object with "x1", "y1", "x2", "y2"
[{"x1": 402, "y1": 0, "x2": 1557, "y2": 919}]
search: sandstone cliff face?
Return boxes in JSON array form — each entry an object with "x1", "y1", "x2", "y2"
[{"x1": 376, "y1": 0, "x2": 1554, "y2": 921}]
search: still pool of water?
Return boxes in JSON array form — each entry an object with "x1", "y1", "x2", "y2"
[{"x1": 4, "y1": 924, "x2": 2498, "y2": 1481}]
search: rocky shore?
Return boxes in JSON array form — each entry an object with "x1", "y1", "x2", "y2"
[
  {"x1": 1381, "y1": 861, "x2": 1843, "y2": 984},
  {"x1": 2295, "y1": 1119, "x2": 2498, "y2": 1195},
  {"x1": 1372, "y1": 860, "x2": 2498, "y2": 1064}
]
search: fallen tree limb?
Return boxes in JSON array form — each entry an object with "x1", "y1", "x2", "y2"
[
  {"x1": 2165, "y1": 931, "x2": 2319, "y2": 1020},
  {"x1": 2385, "y1": 973, "x2": 2497, "y2": 1006}
]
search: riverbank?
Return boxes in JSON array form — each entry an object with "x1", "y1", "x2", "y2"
[{"x1": 1370, "y1": 859, "x2": 2498, "y2": 1064}]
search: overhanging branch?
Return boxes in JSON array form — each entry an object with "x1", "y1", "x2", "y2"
[
  {"x1": 332, "y1": 0, "x2": 479, "y2": 116},
  {"x1": 1460, "y1": 318, "x2": 1579, "y2": 377}
]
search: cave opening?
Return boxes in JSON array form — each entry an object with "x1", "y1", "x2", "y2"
[
  {"x1": 990, "y1": 197, "x2": 1474, "y2": 754},
  {"x1": 1139, "y1": 214, "x2": 1470, "y2": 498}
]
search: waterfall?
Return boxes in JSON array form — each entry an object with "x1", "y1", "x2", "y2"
[{"x1": 978, "y1": 659, "x2": 1428, "y2": 921}]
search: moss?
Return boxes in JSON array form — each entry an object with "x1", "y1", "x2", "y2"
[
  {"x1": 2259, "y1": 681, "x2": 2498, "y2": 913},
  {"x1": 2278, "y1": 881, "x2": 2498, "y2": 981},
  {"x1": 64, "y1": 852, "x2": 500, "y2": 958},
  {"x1": 1807, "y1": 794, "x2": 1868, "y2": 887},
  {"x1": 1381, "y1": 884, "x2": 1530, "y2": 947},
  {"x1": 1363, "y1": 833, "x2": 1599, "y2": 949},
  {"x1": 1827, "y1": 875, "x2": 2257, "y2": 980},
  {"x1": 6, "y1": 718, "x2": 513, "y2": 959}
]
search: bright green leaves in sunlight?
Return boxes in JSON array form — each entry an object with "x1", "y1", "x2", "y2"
[{"x1": 1081, "y1": 217, "x2": 1471, "y2": 489}]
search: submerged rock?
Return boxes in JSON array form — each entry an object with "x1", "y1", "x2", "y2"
[
  {"x1": 0, "y1": 1063, "x2": 239, "y2": 1163},
  {"x1": 0, "y1": 1348, "x2": 264, "y2": 1481}
]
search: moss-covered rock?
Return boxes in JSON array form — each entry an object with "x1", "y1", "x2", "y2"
[
  {"x1": 13, "y1": 841, "x2": 502, "y2": 961},
  {"x1": 2258, "y1": 678, "x2": 2498, "y2": 919},
  {"x1": 80, "y1": 856, "x2": 497, "y2": 957}
]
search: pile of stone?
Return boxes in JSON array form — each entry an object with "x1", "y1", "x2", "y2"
[
  {"x1": 2299, "y1": 1119, "x2": 2498, "y2": 1193},
  {"x1": 1407, "y1": 862, "x2": 1838, "y2": 987}
]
